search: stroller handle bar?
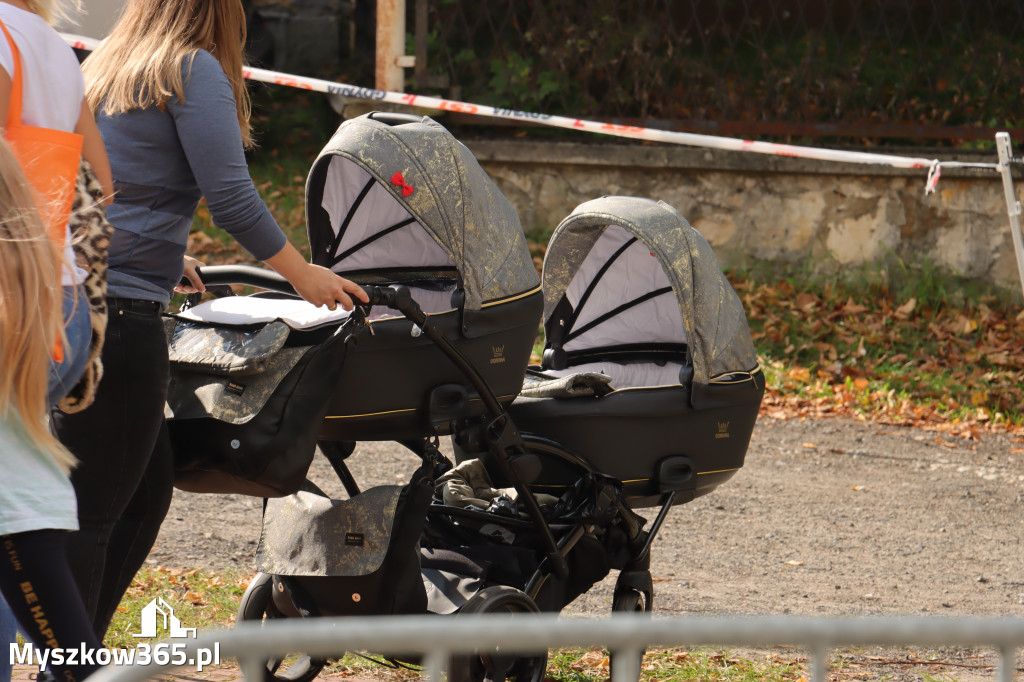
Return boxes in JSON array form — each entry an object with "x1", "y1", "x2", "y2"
[
  {"x1": 186, "y1": 265, "x2": 417, "y2": 318},
  {"x1": 188, "y1": 264, "x2": 294, "y2": 293}
]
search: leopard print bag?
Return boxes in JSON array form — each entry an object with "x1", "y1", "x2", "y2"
[{"x1": 57, "y1": 160, "x2": 113, "y2": 414}]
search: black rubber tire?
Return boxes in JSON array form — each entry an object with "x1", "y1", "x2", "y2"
[
  {"x1": 611, "y1": 588, "x2": 648, "y2": 615},
  {"x1": 237, "y1": 572, "x2": 329, "y2": 682},
  {"x1": 609, "y1": 589, "x2": 649, "y2": 679},
  {"x1": 448, "y1": 586, "x2": 548, "y2": 682}
]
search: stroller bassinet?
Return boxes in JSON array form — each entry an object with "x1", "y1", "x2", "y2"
[
  {"x1": 495, "y1": 196, "x2": 765, "y2": 508},
  {"x1": 166, "y1": 111, "x2": 542, "y2": 497},
  {"x1": 304, "y1": 112, "x2": 542, "y2": 443}
]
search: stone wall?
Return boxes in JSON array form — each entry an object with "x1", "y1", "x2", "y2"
[{"x1": 464, "y1": 140, "x2": 1023, "y2": 296}]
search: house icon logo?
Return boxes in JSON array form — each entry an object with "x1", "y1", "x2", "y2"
[{"x1": 132, "y1": 597, "x2": 197, "y2": 639}]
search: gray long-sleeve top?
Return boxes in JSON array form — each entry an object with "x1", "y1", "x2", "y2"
[{"x1": 100, "y1": 49, "x2": 287, "y2": 305}]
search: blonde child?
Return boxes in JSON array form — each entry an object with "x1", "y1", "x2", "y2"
[{"x1": 0, "y1": 136, "x2": 100, "y2": 682}]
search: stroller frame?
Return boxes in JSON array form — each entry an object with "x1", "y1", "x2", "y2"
[{"x1": 189, "y1": 266, "x2": 672, "y2": 681}]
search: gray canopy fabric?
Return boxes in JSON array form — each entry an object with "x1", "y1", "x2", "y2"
[
  {"x1": 306, "y1": 114, "x2": 539, "y2": 310},
  {"x1": 542, "y1": 196, "x2": 759, "y2": 393}
]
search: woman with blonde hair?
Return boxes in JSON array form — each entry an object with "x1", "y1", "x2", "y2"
[
  {"x1": 0, "y1": 137, "x2": 101, "y2": 682},
  {"x1": 54, "y1": 0, "x2": 367, "y2": 641}
]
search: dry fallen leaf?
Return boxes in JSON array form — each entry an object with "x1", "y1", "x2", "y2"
[{"x1": 895, "y1": 298, "x2": 917, "y2": 317}]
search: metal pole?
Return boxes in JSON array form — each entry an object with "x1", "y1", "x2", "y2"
[
  {"x1": 995, "y1": 133, "x2": 1024, "y2": 298},
  {"x1": 375, "y1": 0, "x2": 407, "y2": 92},
  {"x1": 997, "y1": 645, "x2": 1014, "y2": 682}
]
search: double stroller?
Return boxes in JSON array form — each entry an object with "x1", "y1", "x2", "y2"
[{"x1": 163, "y1": 112, "x2": 765, "y2": 682}]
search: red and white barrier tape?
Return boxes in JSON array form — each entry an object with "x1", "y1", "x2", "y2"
[{"x1": 62, "y1": 32, "x2": 1003, "y2": 195}]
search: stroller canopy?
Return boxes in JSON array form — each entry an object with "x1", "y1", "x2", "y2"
[
  {"x1": 541, "y1": 196, "x2": 759, "y2": 393},
  {"x1": 306, "y1": 113, "x2": 539, "y2": 310}
]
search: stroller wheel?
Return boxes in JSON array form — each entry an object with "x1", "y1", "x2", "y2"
[
  {"x1": 609, "y1": 588, "x2": 650, "y2": 679},
  {"x1": 237, "y1": 572, "x2": 329, "y2": 682},
  {"x1": 448, "y1": 586, "x2": 547, "y2": 682},
  {"x1": 611, "y1": 587, "x2": 649, "y2": 614}
]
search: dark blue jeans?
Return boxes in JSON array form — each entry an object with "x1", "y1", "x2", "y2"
[{"x1": 52, "y1": 297, "x2": 174, "y2": 641}]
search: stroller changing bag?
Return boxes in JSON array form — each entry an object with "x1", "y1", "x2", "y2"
[
  {"x1": 256, "y1": 463, "x2": 434, "y2": 618},
  {"x1": 165, "y1": 309, "x2": 355, "y2": 498}
]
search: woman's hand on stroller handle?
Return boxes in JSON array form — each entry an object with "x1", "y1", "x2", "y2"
[
  {"x1": 282, "y1": 262, "x2": 368, "y2": 312},
  {"x1": 175, "y1": 255, "x2": 207, "y2": 295},
  {"x1": 358, "y1": 284, "x2": 412, "y2": 309},
  {"x1": 175, "y1": 264, "x2": 416, "y2": 317}
]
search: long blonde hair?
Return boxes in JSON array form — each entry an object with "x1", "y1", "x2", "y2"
[
  {"x1": 25, "y1": 0, "x2": 81, "y2": 26},
  {"x1": 0, "y1": 137, "x2": 75, "y2": 473},
  {"x1": 82, "y1": 0, "x2": 253, "y2": 148}
]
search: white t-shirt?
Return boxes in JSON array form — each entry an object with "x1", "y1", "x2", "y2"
[{"x1": 0, "y1": 3, "x2": 88, "y2": 285}]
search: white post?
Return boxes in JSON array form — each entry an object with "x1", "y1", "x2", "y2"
[{"x1": 995, "y1": 133, "x2": 1024, "y2": 299}]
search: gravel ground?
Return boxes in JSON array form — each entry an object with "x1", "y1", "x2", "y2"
[{"x1": 149, "y1": 416, "x2": 1024, "y2": 678}]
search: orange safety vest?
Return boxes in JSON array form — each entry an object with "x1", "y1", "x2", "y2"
[{"x1": 1, "y1": 20, "x2": 84, "y2": 361}]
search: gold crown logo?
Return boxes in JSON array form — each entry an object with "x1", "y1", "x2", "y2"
[
  {"x1": 489, "y1": 345, "x2": 506, "y2": 364},
  {"x1": 717, "y1": 421, "x2": 730, "y2": 432}
]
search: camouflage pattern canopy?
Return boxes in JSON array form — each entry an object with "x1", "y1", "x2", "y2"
[
  {"x1": 306, "y1": 113, "x2": 539, "y2": 310},
  {"x1": 542, "y1": 196, "x2": 759, "y2": 392}
]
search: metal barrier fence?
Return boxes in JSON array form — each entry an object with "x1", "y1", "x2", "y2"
[
  {"x1": 87, "y1": 614, "x2": 1024, "y2": 682},
  {"x1": 410, "y1": 0, "x2": 1024, "y2": 143}
]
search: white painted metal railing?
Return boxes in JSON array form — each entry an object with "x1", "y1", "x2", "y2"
[{"x1": 85, "y1": 614, "x2": 1024, "y2": 682}]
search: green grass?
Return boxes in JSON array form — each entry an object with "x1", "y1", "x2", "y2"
[
  {"x1": 105, "y1": 567, "x2": 250, "y2": 650},
  {"x1": 546, "y1": 646, "x2": 805, "y2": 682}
]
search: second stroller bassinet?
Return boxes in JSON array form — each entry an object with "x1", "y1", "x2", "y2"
[{"x1": 476, "y1": 197, "x2": 765, "y2": 508}]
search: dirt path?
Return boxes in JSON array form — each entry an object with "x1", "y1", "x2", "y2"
[{"x1": 150, "y1": 416, "x2": 1024, "y2": 678}]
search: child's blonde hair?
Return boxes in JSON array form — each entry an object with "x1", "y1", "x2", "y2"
[
  {"x1": 0, "y1": 137, "x2": 75, "y2": 473},
  {"x1": 25, "y1": 0, "x2": 82, "y2": 27}
]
